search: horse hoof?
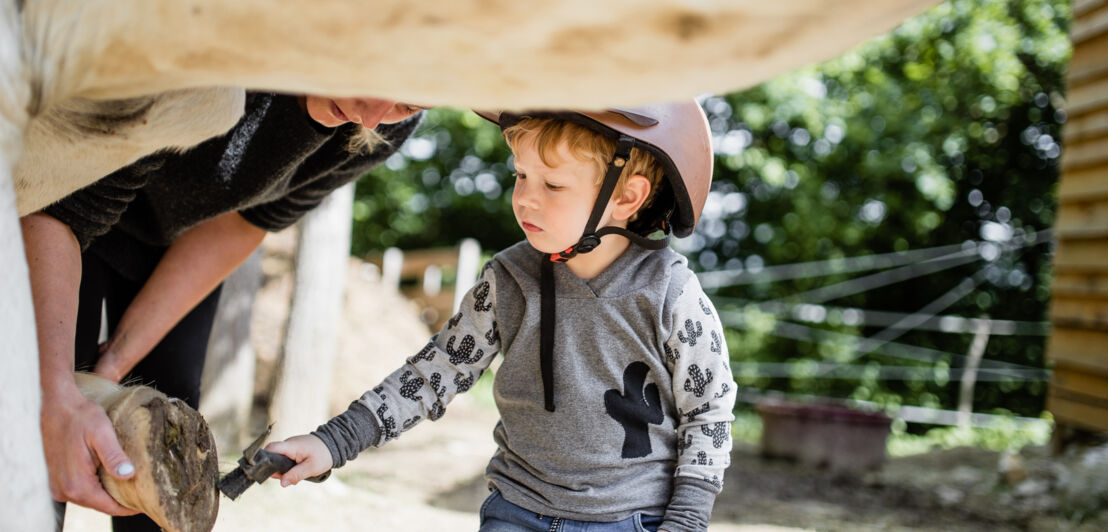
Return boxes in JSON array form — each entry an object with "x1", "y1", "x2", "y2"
[{"x1": 77, "y1": 373, "x2": 219, "y2": 532}]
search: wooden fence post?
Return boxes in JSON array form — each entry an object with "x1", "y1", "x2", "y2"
[
  {"x1": 268, "y1": 183, "x2": 353, "y2": 440},
  {"x1": 454, "y1": 238, "x2": 482, "y2": 313},
  {"x1": 200, "y1": 249, "x2": 262, "y2": 454}
]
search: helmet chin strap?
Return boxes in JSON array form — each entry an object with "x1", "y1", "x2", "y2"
[
  {"x1": 538, "y1": 135, "x2": 669, "y2": 412},
  {"x1": 549, "y1": 135, "x2": 635, "y2": 263}
]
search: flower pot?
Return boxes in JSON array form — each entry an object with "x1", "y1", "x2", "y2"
[{"x1": 757, "y1": 399, "x2": 892, "y2": 472}]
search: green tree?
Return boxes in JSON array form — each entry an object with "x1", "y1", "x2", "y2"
[
  {"x1": 351, "y1": 109, "x2": 519, "y2": 255},
  {"x1": 697, "y1": 0, "x2": 1068, "y2": 418}
]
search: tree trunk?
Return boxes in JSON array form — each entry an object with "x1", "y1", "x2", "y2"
[
  {"x1": 267, "y1": 183, "x2": 353, "y2": 440},
  {"x1": 199, "y1": 249, "x2": 262, "y2": 455},
  {"x1": 956, "y1": 318, "x2": 992, "y2": 429}
]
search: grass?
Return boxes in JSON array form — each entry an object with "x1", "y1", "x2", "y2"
[{"x1": 886, "y1": 416, "x2": 1053, "y2": 457}]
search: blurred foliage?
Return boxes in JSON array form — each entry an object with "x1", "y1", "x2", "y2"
[
  {"x1": 703, "y1": 0, "x2": 1069, "y2": 421},
  {"x1": 352, "y1": 0, "x2": 1071, "y2": 423},
  {"x1": 886, "y1": 416, "x2": 1053, "y2": 456},
  {"x1": 351, "y1": 109, "x2": 520, "y2": 254},
  {"x1": 730, "y1": 410, "x2": 1052, "y2": 456}
]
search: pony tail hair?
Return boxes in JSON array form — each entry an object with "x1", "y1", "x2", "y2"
[{"x1": 345, "y1": 126, "x2": 387, "y2": 153}]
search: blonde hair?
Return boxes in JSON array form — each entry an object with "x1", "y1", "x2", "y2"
[
  {"x1": 345, "y1": 126, "x2": 387, "y2": 153},
  {"x1": 503, "y1": 117, "x2": 664, "y2": 220}
]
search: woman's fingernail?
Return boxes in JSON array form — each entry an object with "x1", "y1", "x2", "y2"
[{"x1": 116, "y1": 463, "x2": 134, "y2": 476}]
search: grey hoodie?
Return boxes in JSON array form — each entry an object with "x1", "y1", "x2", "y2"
[{"x1": 316, "y1": 242, "x2": 735, "y2": 532}]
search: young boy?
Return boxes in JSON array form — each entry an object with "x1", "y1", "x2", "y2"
[{"x1": 268, "y1": 101, "x2": 736, "y2": 532}]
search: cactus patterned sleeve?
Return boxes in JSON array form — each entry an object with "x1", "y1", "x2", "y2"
[
  {"x1": 353, "y1": 263, "x2": 501, "y2": 445},
  {"x1": 666, "y1": 275, "x2": 736, "y2": 490}
]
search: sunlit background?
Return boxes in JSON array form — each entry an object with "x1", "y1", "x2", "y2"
[{"x1": 350, "y1": 0, "x2": 1070, "y2": 449}]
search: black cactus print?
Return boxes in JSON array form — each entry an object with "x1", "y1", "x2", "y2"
[
  {"x1": 677, "y1": 319, "x2": 702, "y2": 346},
  {"x1": 708, "y1": 475, "x2": 722, "y2": 489},
  {"x1": 693, "y1": 450, "x2": 713, "y2": 466},
  {"x1": 683, "y1": 364, "x2": 714, "y2": 398},
  {"x1": 446, "y1": 334, "x2": 485, "y2": 365},
  {"x1": 454, "y1": 372, "x2": 476, "y2": 394},
  {"x1": 447, "y1": 312, "x2": 463, "y2": 330},
  {"x1": 429, "y1": 373, "x2": 444, "y2": 396},
  {"x1": 428, "y1": 373, "x2": 447, "y2": 420},
  {"x1": 714, "y1": 381, "x2": 731, "y2": 400},
  {"x1": 472, "y1": 281, "x2": 492, "y2": 312},
  {"x1": 399, "y1": 371, "x2": 424, "y2": 402},
  {"x1": 681, "y1": 402, "x2": 710, "y2": 423},
  {"x1": 485, "y1": 322, "x2": 499, "y2": 346},
  {"x1": 699, "y1": 298, "x2": 713, "y2": 316},
  {"x1": 663, "y1": 343, "x2": 679, "y2": 365},
  {"x1": 709, "y1": 330, "x2": 722, "y2": 356},
  {"x1": 411, "y1": 343, "x2": 435, "y2": 364},
  {"x1": 604, "y1": 362, "x2": 665, "y2": 459},
  {"x1": 376, "y1": 404, "x2": 399, "y2": 440},
  {"x1": 702, "y1": 422, "x2": 730, "y2": 448},
  {"x1": 401, "y1": 416, "x2": 422, "y2": 431}
]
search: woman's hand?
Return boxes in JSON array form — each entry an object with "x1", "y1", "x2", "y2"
[
  {"x1": 40, "y1": 386, "x2": 138, "y2": 516},
  {"x1": 265, "y1": 435, "x2": 334, "y2": 487}
]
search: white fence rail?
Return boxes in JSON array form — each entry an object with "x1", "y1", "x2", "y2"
[{"x1": 703, "y1": 230, "x2": 1054, "y2": 428}]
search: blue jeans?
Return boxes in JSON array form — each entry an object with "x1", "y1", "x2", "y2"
[{"x1": 479, "y1": 489, "x2": 663, "y2": 532}]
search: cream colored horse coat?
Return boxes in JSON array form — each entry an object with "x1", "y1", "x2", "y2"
[{"x1": 0, "y1": 1, "x2": 939, "y2": 528}]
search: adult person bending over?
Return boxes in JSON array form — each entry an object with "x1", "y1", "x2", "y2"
[{"x1": 21, "y1": 93, "x2": 423, "y2": 531}]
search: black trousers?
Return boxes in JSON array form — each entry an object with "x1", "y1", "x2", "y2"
[{"x1": 62, "y1": 251, "x2": 223, "y2": 532}]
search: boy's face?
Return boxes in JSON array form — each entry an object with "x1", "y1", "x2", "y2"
[{"x1": 510, "y1": 135, "x2": 610, "y2": 255}]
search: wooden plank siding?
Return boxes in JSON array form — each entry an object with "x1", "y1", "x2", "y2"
[
  {"x1": 1047, "y1": 328, "x2": 1108, "y2": 373},
  {"x1": 1052, "y1": 365, "x2": 1108, "y2": 399},
  {"x1": 1051, "y1": 272, "x2": 1108, "y2": 298},
  {"x1": 1054, "y1": 199, "x2": 1108, "y2": 239},
  {"x1": 1049, "y1": 299, "x2": 1108, "y2": 329},
  {"x1": 1057, "y1": 166, "x2": 1108, "y2": 204},
  {"x1": 1072, "y1": 1, "x2": 1108, "y2": 46},
  {"x1": 1048, "y1": 390, "x2": 1108, "y2": 432},
  {"x1": 1052, "y1": 240, "x2": 1108, "y2": 273},
  {"x1": 1069, "y1": 27, "x2": 1108, "y2": 87},
  {"x1": 1047, "y1": 0, "x2": 1108, "y2": 432}
]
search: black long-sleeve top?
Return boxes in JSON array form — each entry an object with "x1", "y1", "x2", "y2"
[{"x1": 45, "y1": 92, "x2": 420, "y2": 281}]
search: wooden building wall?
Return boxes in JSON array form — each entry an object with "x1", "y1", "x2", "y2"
[{"x1": 1047, "y1": 0, "x2": 1108, "y2": 433}]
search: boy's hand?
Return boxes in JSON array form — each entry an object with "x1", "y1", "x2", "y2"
[{"x1": 264, "y1": 435, "x2": 333, "y2": 487}]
